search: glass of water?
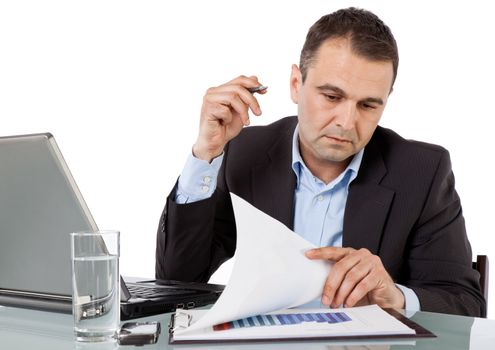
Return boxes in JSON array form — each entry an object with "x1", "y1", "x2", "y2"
[{"x1": 70, "y1": 230, "x2": 120, "y2": 342}]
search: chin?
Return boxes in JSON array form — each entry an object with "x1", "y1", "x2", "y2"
[
  {"x1": 315, "y1": 146, "x2": 353, "y2": 163},
  {"x1": 319, "y1": 152, "x2": 352, "y2": 163}
]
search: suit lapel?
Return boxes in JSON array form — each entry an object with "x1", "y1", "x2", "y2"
[
  {"x1": 251, "y1": 121, "x2": 297, "y2": 229},
  {"x1": 343, "y1": 131, "x2": 395, "y2": 255}
]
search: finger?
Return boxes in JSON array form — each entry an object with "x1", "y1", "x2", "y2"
[
  {"x1": 217, "y1": 76, "x2": 265, "y2": 113},
  {"x1": 226, "y1": 74, "x2": 260, "y2": 87},
  {"x1": 225, "y1": 75, "x2": 263, "y2": 96},
  {"x1": 343, "y1": 273, "x2": 378, "y2": 308},
  {"x1": 237, "y1": 87, "x2": 262, "y2": 117},
  {"x1": 205, "y1": 91, "x2": 250, "y2": 125},
  {"x1": 246, "y1": 76, "x2": 267, "y2": 94},
  {"x1": 332, "y1": 259, "x2": 373, "y2": 308},
  {"x1": 305, "y1": 247, "x2": 354, "y2": 261},
  {"x1": 321, "y1": 252, "x2": 362, "y2": 306},
  {"x1": 213, "y1": 84, "x2": 262, "y2": 117},
  {"x1": 206, "y1": 102, "x2": 233, "y2": 125},
  {"x1": 221, "y1": 92, "x2": 251, "y2": 125}
]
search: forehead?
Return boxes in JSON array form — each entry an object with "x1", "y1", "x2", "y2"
[{"x1": 306, "y1": 38, "x2": 394, "y2": 96}]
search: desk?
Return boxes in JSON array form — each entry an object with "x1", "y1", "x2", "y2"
[{"x1": 1, "y1": 305, "x2": 494, "y2": 349}]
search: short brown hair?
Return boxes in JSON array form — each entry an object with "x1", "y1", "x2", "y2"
[{"x1": 300, "y1": 7, "x2": 399, "y2": 87}]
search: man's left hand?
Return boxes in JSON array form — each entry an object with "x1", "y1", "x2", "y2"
[{"x1": 305, "y1": 247, "x2": 405, "y2": 309}]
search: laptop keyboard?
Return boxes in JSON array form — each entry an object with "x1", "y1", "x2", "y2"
[{"x1": 127, "y1": 284, "x2": 199, "y2": 299}]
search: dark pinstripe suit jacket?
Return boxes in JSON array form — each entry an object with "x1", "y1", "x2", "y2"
[{"x1": 156, "y1": 116, "x2": 485, "y2": 317}]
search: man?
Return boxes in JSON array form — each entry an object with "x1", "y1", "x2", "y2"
[{"x1": 155, "y1": 7, "x2": 485, "y2": 316}]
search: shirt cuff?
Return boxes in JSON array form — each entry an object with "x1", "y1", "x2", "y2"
[
  {"x1": 175, "y1": 152, "x2": 224, "y2": 204},
  {"x1": 396, "y1": 284, "x2": 421, "y2": 311}
]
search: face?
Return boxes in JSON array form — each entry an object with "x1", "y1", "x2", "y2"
[{"x1": 290, "y1": 37, "x2": 394, "y2": 169}]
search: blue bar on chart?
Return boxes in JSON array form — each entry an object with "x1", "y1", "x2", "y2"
[{"x1": 213, "y1": 311, "x2": 352, "y2": 331}]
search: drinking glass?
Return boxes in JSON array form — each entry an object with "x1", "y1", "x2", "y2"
[{"x1": 71, "y1": 230, "x2": 120, "y2": 342}]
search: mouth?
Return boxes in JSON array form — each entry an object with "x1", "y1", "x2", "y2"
[{"x1": 325, "y1": 135, "x2": 352, "y2": 144}]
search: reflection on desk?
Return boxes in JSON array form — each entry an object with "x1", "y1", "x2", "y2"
[{"x1": 1, "y1": 305, "x2": 494, "y2": 349}]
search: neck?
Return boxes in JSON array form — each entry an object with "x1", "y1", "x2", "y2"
[{"x1": 300, "y1": 147, "x2": 352, "y2": 185}]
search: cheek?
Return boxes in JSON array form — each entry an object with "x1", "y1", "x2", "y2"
[
  {"x1": 308, "y1": 94, "x2": 331, "y2": 114},
  {"x1": 300, "y1": 98, "x2": 334, "y2": 128},
  {"x1": 355, "y1": 119, "x2": 379, "y2": 144},
  {"x1": 300, "y1": 91, "x2": 326, "y2": 113},
  {"x1": 298, "y1": 113, "x2": 326, "y2": 139}
]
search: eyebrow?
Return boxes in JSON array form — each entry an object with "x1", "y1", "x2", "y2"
[{"x1": 316, "y1": 83, "x2": 384, "y2": 105}]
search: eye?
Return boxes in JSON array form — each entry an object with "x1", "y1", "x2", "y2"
[
  {"x1": 360, "y1": 102, "x2": 377, "y2": 110},
  {"x1": 324, "y1": 94, "x2": 341, "y2": 102}
]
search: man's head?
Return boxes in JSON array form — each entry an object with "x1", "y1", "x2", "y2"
[
  {"x1": 290, "y1": 8, "x2": 398, "y2": 173},
  {"x1": 300, "y1": 7, "x2": 398, "y2": 88}
]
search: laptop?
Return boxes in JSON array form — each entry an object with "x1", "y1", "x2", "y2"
[{"x1": 0, "y1": 133, "x2": 223, "y2": 320}]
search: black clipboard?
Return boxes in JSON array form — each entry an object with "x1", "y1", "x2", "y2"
[{"x1": 168, "y1": 308, "x2": 436, "y2": 345}]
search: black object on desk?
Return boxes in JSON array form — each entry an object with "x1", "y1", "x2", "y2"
[{"x1": 118, "y1": 321, "x2": 161, "y2": 346}]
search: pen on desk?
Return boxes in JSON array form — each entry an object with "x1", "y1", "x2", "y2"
[{"x1": 247, "y1": 85, "x2": 268, "y2": 94}]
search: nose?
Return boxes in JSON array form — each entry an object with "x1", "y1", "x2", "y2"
[{"x1": 334, "y1": 101, "x2": 357, "y2": 130}]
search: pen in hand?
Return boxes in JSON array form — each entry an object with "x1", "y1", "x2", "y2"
[
  {"x1": 247, "y1": 85, "x2": 268, "y2": 94},
  {"x1": 243, "y1": 85, "x2": 267, "y2": 127}
]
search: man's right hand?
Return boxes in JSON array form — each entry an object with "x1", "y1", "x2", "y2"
[{"x1": 192, "y1": 75, "x2": 266, "y2": 163}]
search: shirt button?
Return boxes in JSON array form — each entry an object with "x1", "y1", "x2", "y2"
[
  {"x1": 317, "y1": 195, "x2": 324, "y2": 202},
  {"x1": 201, "y1": 185, "x2": 209, "y2": 193},
  {"x1": 203, "y1": 176, "x2": 211, "y2": 184}
]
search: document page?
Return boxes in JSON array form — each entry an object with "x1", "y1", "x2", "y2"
[
  {"x1": 172, "y1": 305, "x2": 415, "y2": 341},
  {"x1": 177, "y1": 193, "x2": 331, "y2": 334}
]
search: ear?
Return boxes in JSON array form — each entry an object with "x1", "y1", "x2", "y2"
[{"x1": 290, "y1": 64, "x2": 302, "y2": 104}]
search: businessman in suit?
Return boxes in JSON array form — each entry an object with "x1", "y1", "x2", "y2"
[{"x1": 155, "y1": 8, "x2": 485, "y2": 316}]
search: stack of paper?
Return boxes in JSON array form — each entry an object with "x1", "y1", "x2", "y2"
[{"x1": 172, "y1": 305, "x2": 415, "y2": 342}]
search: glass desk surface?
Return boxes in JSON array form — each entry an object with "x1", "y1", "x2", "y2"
[{"x1": 1, "y1": 305, "x2": 494, "y2": 350}]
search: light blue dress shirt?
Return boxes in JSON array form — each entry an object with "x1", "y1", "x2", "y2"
[
  {"x1": 291, "y1": 127, "x2": 363, "y2": 249},
  {"x1": 175, "y1": 126, "x2": 420, "y2": 311}
]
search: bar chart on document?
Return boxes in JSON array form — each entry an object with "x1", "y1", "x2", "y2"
[{"x1": 213, "y1": 311, "x2": 352, "y2": 331}]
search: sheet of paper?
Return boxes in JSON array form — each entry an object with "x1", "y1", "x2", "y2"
[
  {"x1": 173, "y1": 305, "x2": 415, "y2": 341},
  {"x1": 178, "y1": 193, "x2": 331, "y2": 334}
]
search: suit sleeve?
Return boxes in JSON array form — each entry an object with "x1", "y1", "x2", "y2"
[
  {"x1": 155, "y1": 153, "x2": 236, "y2": 283},
  {"x1": 406, "y1": 150, "x2": 486, "y2": 317}
]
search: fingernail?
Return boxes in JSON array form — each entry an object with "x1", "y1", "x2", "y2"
[{"x1": 322, "y1": 295, "x2": 330, "y2": 306}]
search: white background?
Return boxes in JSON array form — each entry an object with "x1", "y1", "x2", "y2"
[{"x1": 1, "y1": 0, "x2": 494, "y2": 317}]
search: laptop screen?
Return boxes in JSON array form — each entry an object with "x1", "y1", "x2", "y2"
[{"x1": 0, "y1": 133, "x2": 97, "y2": 296}]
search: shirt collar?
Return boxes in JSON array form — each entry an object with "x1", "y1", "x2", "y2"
[{"x1": 291, "y1": 124, "x2": 364, "y2": 189}]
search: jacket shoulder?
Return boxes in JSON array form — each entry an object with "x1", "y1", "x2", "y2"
[
  {"x1": 373, "y1": 126, "x2": 450, "y2": 164},
  {"x1": 227, "y1": 116, "x2": 297, "y2": 158},
  {"x1": 234, "y1": 116, "x2": 297, "y2": 143}
]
